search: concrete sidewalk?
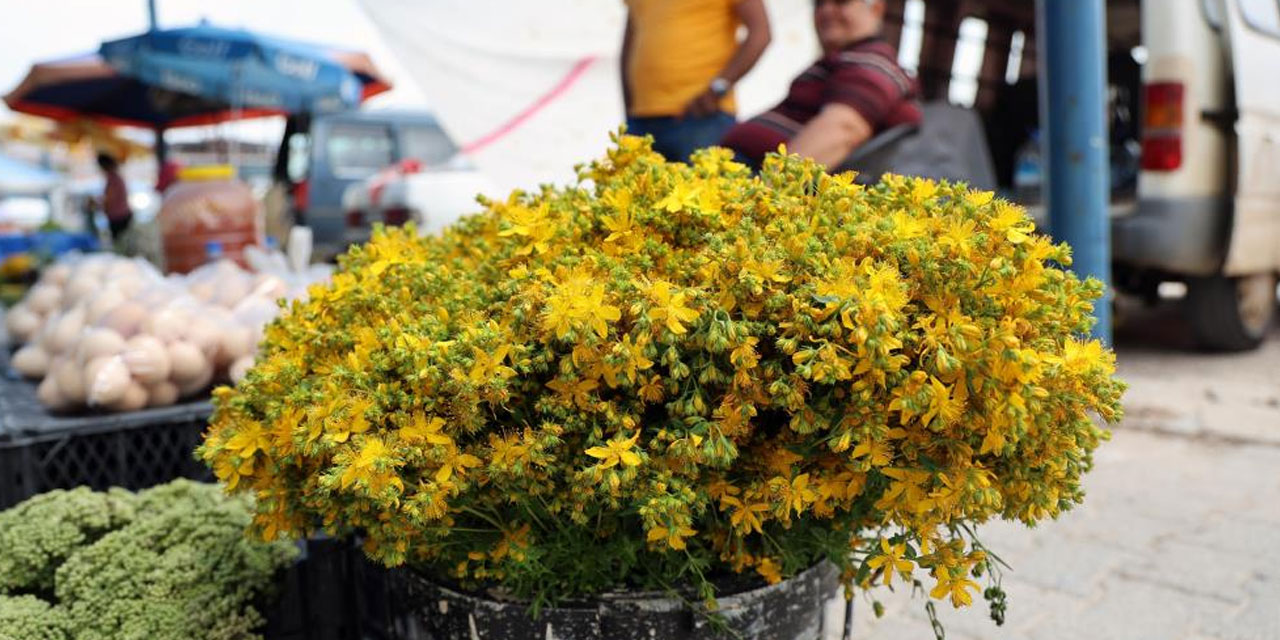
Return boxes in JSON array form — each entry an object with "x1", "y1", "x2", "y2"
[{"x1": 856, "y1": 300, "x2": 1280, "y2": 640}]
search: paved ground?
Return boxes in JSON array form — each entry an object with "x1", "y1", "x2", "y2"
[{"x1": 856, "y1": 298, "x2": 1280, "y2": 640}]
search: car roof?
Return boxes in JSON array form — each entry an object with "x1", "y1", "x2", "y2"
[{"x1": 315, "y1": 109, "x2": 442, "y2": 127}]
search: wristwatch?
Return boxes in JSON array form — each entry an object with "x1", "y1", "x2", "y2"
[{"x1": 709, "y1": 77, "x2": 732, "y2": 98}]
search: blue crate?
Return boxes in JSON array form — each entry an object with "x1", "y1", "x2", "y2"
[
  {"x1": 30, "y1": 231, "x2": 98, "y2": 258},
  {"x1": 0, "y1": 234, "x2": 33, "y2": 261}
]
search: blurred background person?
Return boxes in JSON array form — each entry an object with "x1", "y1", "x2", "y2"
[
  {"x1": 96, "y1": 151, "x2": 132, "y2": 242},
  {"x1": 721, "y1": 0, "x2": 920, "y2": 169},
  {"x1": 622, "y1": 0, "x2": 771, "y2": 161},
  {"x1": 155, "y1": 158, "x2": 181, "y2": 195}
]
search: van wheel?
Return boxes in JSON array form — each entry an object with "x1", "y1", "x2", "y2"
[{"x1": 1186, "y1": 273, "x2": 1277, "y2": 351}]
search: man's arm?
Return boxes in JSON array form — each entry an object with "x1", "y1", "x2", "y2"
[
  {"x1": 786, "y1": 103, "x2": 873, "y2": 168},
  {"x1": 621, "y1": 13, "x2": 635, "y2": 115},
  {"x1": 684, "y1": 0, "x2": 772, "y2": 117}
]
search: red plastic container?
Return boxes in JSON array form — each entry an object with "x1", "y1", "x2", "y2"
[{"x1": 159, "y1": 165, "x2": 261, "y2": 273}]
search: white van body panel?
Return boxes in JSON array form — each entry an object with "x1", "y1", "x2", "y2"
[
  {"x1": 1138, "y1": 0, "x2": 1230, "y2": 200},
  {"x1": 1218, "y1": 0, "x2": 1280, "y2": 274}
]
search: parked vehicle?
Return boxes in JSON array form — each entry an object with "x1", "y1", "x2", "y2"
[
  {"x1": 341, "y1": 153, "x2": 494, "y2": 242},
  {"x1": 855, "y1": 0, "x2": 1279, "y2": 350},
  {"x1": 272, "y1": 109, "x2": 490, "y2": 259}
]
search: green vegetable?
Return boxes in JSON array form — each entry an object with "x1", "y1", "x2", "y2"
[
  {"x1": 0, "y1": 481, "x2": 297, "y2": 640},
  {"x1": 0, "y1": 487, "x2": 137, "y2": 594},
  {"x1": 0, "y1": 595, "x2": 72, "y2": 640}
]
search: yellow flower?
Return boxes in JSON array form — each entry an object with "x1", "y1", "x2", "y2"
[
  {"x1": 585, "y1": 433, "x2": 642, "y2": 469},
  {"x1": 213, "y1": 455, "x2": 254, "y2": 490},
  {"x1": 730, "y1": 500, "x2": 771, "y2": 535},
  {"x1": 921, "y1": 377, "x2": 964, "y2": 429},
  {"x1": 647, "y1": 523, "x2": 696, "y2": 550},
  {"x1": 989, "y1": 202, "x2": 1035, "y2": 244},
  {"x1": 615, "y1": 334, "x2": 654, "y2": 383},
  {"x1": 435, "y1": 449, "x2": 483, "y2": 483},
  {"x1": 224, "y1": 421, "x2": 270, "y2": 458},
  {"x1": 198, "y1": 135, "x2": 1124, "y2": 613},
  {"x1": 340, "y1": 437, "x2": 390, "y2": 489},
  {"x1": 400, "y1": 413, "x2": 451, "y2": 446},
  {"x1": 656, "y1": 178, "x2": 701, "y2": 212},
  {"x1": 499, "y1": 202, "x2": 555, "y2": 255},
  {"x1": 777, "y1": 473, "x2": 818, "y2": 516},
  {"x1": 465, "y1": 345, "x2": 516, "y2": 385},
  {"x1": 866, "y1": 538, "x2": 914, "y2": 587},
  {"x1": 543, "y1": 270, "x2": 621, "y2": 339},
  {"x1": 644, "y1": 280, "x2": 700, "y2": 335},
  {"x1": 326, "y1": 396, "x2": 374, "y2": 444},
  {"x1": 756, "y1": 557, "x2": 783, "y2": 584},
  {"x1": 851, "y1": 439, "x2": 893, "y2": 467},
  {"x1": 547, "y1": 377, "x2": 599, "y2": 410},
  {"x1": 931, "y1": 572, "x2": 980, "y2": 607}
]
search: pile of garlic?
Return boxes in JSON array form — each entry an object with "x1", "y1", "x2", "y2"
[{"x1": 5, "y1": 254, "x2": 326, "y2": 413}]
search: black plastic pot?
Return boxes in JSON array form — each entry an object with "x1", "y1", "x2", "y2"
[{"x1": 397, "y1": 561, "x2": 849, "y2": 640}]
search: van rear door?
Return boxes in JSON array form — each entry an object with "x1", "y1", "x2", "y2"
[{"x1": 1219, "y1": 0, "x2": 1280, "y2": 274}]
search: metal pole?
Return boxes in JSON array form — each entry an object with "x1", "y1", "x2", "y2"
[
  {"x1": 154, "y1": 128, "x2": 167, "y2": 165},
  {"x1": 148, "y1": 0, "x2": 167, "y2": 173},
  {"x1": 1036, "y1": 0, "x2": 1112, "y2": 344}
]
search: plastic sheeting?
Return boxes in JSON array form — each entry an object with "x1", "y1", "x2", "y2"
[
  {"x1": 358, "y1": 0, "x2": 819, "y2": 194},
  {"x1": 0, "y1": 154, "x2": 59, "y2": 196}
]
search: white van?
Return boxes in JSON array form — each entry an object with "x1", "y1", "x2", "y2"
[{"x1": 867, "y1": 0, "x2": 1279, "y2": 350}]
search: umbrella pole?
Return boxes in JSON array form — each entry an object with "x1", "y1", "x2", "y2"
[{"x1": 154, "y1": 128, "x2": 167, "y2": 166}]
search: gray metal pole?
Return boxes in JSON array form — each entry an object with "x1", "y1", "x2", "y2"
[
  {"x1": 1036, "y1": 0, "x2": 1112, "y2": 344},
  {"x1": 148, "y1": 0, "x2": 166, "y2": 168}
]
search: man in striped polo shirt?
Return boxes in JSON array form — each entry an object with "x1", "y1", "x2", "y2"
[{"x1": 721, "y1": 0, "x2": 921, "y2": 169}]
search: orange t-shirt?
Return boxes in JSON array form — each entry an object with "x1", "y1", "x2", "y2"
[{"x1": 626, "y1": 0, "x2": 741, "y2": 117}]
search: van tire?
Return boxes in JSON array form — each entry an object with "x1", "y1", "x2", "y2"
[{"x1": 1186, "y1": 274, "x2": 1277, "y2": 351}]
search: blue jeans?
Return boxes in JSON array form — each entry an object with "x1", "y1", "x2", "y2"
[{"x1": 625, "y1": 112, "x2": 735, "y2": 162}]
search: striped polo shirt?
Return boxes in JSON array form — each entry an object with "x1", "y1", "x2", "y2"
[{"x1": 721, "y1": 36, "x2": 922, "y2": 166}]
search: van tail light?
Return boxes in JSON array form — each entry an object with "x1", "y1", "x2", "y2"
[
  {"x1": 345, "y1": 209, "x2": 365, "y2": 227},
  {"x1": 291, "y1": 179, "x2": 310, "y2": 212},
  {"x1": 1141, "y1": 82, "x2": 1184, "y2": 171},
  {"x1": 384, "y1": 207, "x2": 410, "y2": 226}
]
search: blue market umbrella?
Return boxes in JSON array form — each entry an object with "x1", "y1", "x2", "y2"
[
  {"x1": 98, "y1": 23, "x2": 389, "y2": 115},
  {"x1": 4, "y1": 28, "x2": 390, "y2": 129}
]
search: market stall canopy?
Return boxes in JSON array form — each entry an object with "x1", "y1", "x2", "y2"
[
  {"x1": 99, "y1": 23, "x2": 391, "y2": 115},
  {"x1": 5, "y1": 27, "x2": 390, "y2": 129},
  {"x1": 357, "y1": 0, "x2": 816, "y2": 193}
]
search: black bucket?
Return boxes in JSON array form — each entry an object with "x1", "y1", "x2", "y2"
[{"x1": 398, "y1": 561, "x2": 850, "y2": 640}]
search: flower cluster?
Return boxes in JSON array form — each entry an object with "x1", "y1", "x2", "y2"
[{"x1": 201, "y1": 135, "x2": 1123, "y2": 609}]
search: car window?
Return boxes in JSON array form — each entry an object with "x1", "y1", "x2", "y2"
[
  {"x1": 401, "y1": 124, "x2": 459, "y2": 166},
  {"x1": 325, "y1": 124, "x2": 394, "y2": 178},
  {"x1": 1239, "y1": 0, "x2": 1280, "y2": 36}
]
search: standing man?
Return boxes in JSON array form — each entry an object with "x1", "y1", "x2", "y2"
[
  {"x1": 622, "y1": 0, "x2": 772, "y2": 161},
  {"x1": 97, "y1": 152, "x2": 133, "y2": 242}
]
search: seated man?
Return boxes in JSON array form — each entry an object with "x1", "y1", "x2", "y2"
[{"x1": 720, "y1": 0, "x2": 921, "y2": 169}]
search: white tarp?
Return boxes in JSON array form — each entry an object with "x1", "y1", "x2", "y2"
[{"x1": 358, "y1": 0, "x2": 818, "y2": 194}]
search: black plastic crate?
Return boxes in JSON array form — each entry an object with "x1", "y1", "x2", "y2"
[
  {"x1": 259, "y1": 536, "x2": 426, "y2": 640},
  {"x1": 262, "y1": 537, "x2": 366, "y2": 640},
  {"x1": 353, "y1": 547, "x2": 422, "y2": 640},
  {"x1": 0, "y1": 363, "x2": 214, "y2": 509}
]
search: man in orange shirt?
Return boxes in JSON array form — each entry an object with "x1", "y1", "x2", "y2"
[{"x1": 622, "y1": 0, "x2": 771, "y2": 161}]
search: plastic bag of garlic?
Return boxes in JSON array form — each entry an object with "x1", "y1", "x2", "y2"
[{"x1": 5, "y1": 252, "x2": 332, "y2": 413}]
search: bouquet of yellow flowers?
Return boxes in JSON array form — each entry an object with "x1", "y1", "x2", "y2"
[{"x1": 200, "y1": 134, "x2": 1123, "y2": 615}]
